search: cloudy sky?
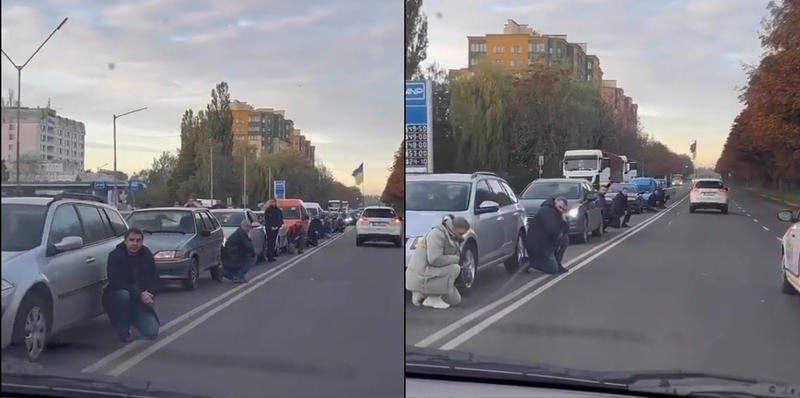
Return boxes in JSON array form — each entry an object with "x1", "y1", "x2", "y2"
[
  {"x1": 1, "y1": 0, "x2": 402, "y2": 195},
  {"x1": 421, "y1": 0, "x2": 768, "y2": 167}
]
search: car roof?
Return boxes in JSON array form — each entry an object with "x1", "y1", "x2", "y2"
[
  {"x1": 131, "y1": 207, "x2": 197, "y2": 212},
  {"x1": 1, "y1": 196, "x2": 116, "y2": 209},
  {"x1": 210, "y1": 208, "x2": 248, "y2": 212},
  {"x1": 693, "y1": 178, "x2": 723, "y2": 182},
  {"x1": 363, "y1": 206, "x2": 394, "y2": 210},
  {"x1": 406, "y1": 173, "x2": 509, "y2": 183},
  {"x1": 531, "y1": 178, "x2": 583, "y2": 184}
]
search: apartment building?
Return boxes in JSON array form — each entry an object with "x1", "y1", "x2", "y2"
[
  {"x1": 1, "y1": 99, "x2": 85, "y2": 181},
  {"x1": 230, "y1": 99, "x2": 313, "y2": 162},
  {"x1": 602, "y1": 80, "x2": 638, "y2": 131}
]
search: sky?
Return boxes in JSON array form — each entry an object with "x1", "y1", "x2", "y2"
[
  {"x1": 1, "y1": 0, "x2": 402, "y2": 195},
  {"x1": 421, "y1": 0, "x2": 769, "y2": 167}
]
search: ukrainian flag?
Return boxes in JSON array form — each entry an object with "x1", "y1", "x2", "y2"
[{"x1": 352, "y1": 163, "x2": 364, "y2": 185}]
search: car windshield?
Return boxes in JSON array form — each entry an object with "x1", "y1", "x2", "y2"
[
  {"x1": 406, "y1": 181, "x2": 471, "y2": 211},
  {"x1": 563, "y1": 157, "x2": 598, "y2": 171},
  {"x1": 307, "y1": 207, "x2": 319, "y2": 217},
  {"x1": 211, "y1": 211, "x2": 245, "y2": 227},
  {"x1": 280, "y1": 207, "x2": 301, "y2": 219},
  {"x1": 608, "y1": 183, "x2": 637, "y2": 194},
  {"x1": 521, "y1": 182, "x2": 582, "y2": 200},
  {"x1": 127, "y1": 211, "x2": 195, "y2": 234},
  {"x1": 1, "y1": 204, "x2": 48, "y2": 252},
  {"x1": 695, "y1": 180, "x2": 724, "y2": 189},
  {"x1": 363, "y1": 208, "x2": 396, "y2": 218}
]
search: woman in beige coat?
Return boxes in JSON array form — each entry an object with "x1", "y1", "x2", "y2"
[{"x1": 405, "y1": 216, "x2": 470, "y2": 309}]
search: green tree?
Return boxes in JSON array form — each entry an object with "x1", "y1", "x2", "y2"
[
  {"x1": 381, "y1": 141, "x2": 405, "y2": 213},
  {"x1": 405, "y1": 0, "x2": 428, "y2": 79}
]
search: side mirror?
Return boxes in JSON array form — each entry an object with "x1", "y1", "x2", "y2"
[
  {"x1": 48, "y1": 236, "x2": 84, "y2": 256},
  {"x1": 475, "y1": 200, "x2": 500, "y2": 215},
  {"x1": 777, "y1": 210, "x2": 797, "y2": 223},
  {"x1": 200, "y1": 229, "x2": 212, "y2": 237}
]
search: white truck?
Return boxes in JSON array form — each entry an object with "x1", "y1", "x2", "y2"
[
  {"x1": 562, "y1": 149, "x2": 624, "y2": 188},
  {"x1": 620, "y1": 155, "x2": 639, "y2": 182}
]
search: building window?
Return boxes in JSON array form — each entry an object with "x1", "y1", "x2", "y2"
[
  {"x1": 8, "y1": 144, "x2": 12, "y2": 151},
  {"x1": 493, "y1": 46, "x2": 504, "y2": 54},
  {"x1": 470, "y1": 57, "x2": 479, "y2": 66},
  {"x1": 470, "y1": 43, "x2": 487, "y2": 52},
  {"x1": 8, "y1": 124, "x2": 13, "y2": 130},
  {"x1": 512, "y1": 46, "x2": 521, "y2": 54},
  {"x1": 495, "y1": 59, "x2": 504, "y2": 65},
  {"x1": 8, "y1": 133, "x2": 14, "y2": 140}
]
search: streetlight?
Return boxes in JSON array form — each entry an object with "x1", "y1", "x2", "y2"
[
  {"x1": 1, "y1": 17, "x2": 68, "y2": 190},
  {"x1": 112, "y1": 107, "x2": 147, "y2": 208}
]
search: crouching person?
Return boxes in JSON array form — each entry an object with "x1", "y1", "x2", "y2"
[
  {"x1": 102, "y1": 228, "x2": 160, "y2": 342},
  {"x1": 405, "y1": 216, "x2": 470, "y2": 309}
]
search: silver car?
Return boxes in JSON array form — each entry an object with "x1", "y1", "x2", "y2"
[
  {"x1": 2, "y1": 195, "x2": 129, "y2": 360},
  {"x1": 126, "y1": 207, "x2": 224, "y2": 290},
  {"x1": 405, "y1": 172, "x2": 527, "y2": 293},
  {"x1": 210, "y1": 208, "x2": 268, "y2": 259}
]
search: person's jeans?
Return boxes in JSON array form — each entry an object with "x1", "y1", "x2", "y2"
[
  {"x1": 104, "y1": 290, "x2": 159, "y2": 340},
  {"x1": 226, "y1": 255, "x2": 257, "y2": 279},
  {"x1": 555, "y1": 233, "x2": 569, "y2": 266},
  {"x1": 266, "y1": 228, "x2": 279, "y2": 259}
]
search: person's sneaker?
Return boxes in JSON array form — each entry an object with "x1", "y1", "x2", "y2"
[
  {"x1": 422, "y1": 296, "x2": 450, "y2": 309},
  {"x1": 118, "y1": 328, "x2": 133, "y2": 343},
  {"x1": 621, "y1": 224, "x2": 631, "y2": 228},
  {"x1": 556, "y1": 266, "x2": 569, "y2": 274},
  {"x1": 411, "y1": 292, "x2": 425, "y2": 306}
]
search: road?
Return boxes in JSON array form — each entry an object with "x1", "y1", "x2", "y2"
[
  {"x1": 407, "y1": 186, "x2": 800, "y2": 386},
  {"x1": 4, "y1": 228, "x2": 404, "y2": 398}
]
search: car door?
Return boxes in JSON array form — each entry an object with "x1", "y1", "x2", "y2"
[
  {"x1": 203, "y1": 210, "x2": 224, "y2": 267},
  {"x1": 473, "y1": 179, "x2": 504, "y2": 266},
  {"x1": 43, "y1": 204, "x2": 91, "y2": 329},
  {"x1": 245, "y1": 210, "x2": 265, "y2": 256},
  {"x1": 785, "y1": 217, "x2": 800, "y2": 278},
  {"x1": 486, "y1": 179, "x2": 516, "y2": 257},
  {"x1": 192, "y1": 211, "x2": 210, "y2": 268},
  {"x1": 500, "y1": 179, "x2": 525, "y2": 241},
  {"x1": 582, "y1": 183, "x2": 602, "y2": 230}
]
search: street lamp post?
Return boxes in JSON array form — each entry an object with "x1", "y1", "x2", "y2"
[
  {"x1": 1, "y1": 17, "x2": 68, "y2": 190},
  {"x1": 112, "y1": 107, "x2": 147, "y2": 208}
]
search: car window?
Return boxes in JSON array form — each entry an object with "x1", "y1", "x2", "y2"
[
  {"x1": 500, "y1": 181, "x2": 518, "y2": 204},
  {"x1": 695, "y1": 180, "x2": 724, "y2": 189},
  {"x1": 474, "y1": 180, "x2": 492, "y2": 208},
  {"x1": 406, "y1": 181, "x2": 472, "y2": 211},
  {"x1": 487, "y1": 179, "x2": 512, "y2": 207},
  {"x1": 103, "y1": 207, "x2": 128, "y2": 237},
  {"x1": 301, "y1": 206, "x2": 309, "y2": 220},
  {"x1": 200, "y1": 212, "x2": 215, "y2": 230},
  {"x1": 363, "y1": 208, "x2": 396, "y2": 218},
  {"x1": 2, "y1": 204, "x2": 48, "y2": 252},
  {"x1": 208, "y1": 212, "x2": 221, "y2": 228},
  {"x1": 194, "y1": 212, "x2": 207, "y2": 231},
  {"x1": 75, "y1": 205, "x2": 113, "y2": 244},
  {"x1": 48, "y1": 204, "x2": 84, "y2": 245},
  {"x1": 94, "y1": 206, "x2": 116, "y2": 239}
]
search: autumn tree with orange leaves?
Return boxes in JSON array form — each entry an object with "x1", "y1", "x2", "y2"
[{"x1": 716, "y1": 0, "x2": 800, "y2": 191}]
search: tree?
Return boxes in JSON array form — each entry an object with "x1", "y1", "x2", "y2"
[
  {"x1": 381, "y1": 141, "x2": 405, "y2": 214},
  {"x1": 405, "y1": 0, "x2": 428, "y2": 79}
]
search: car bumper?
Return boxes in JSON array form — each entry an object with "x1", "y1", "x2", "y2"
[
  {"x1": 566, "y1": 217, "x2": 585, "y2": 234},
  {"x1": 690, "y1": 197, "x2": 728, "y2": 206},
  {"x1": 357, "y1": 225, "x2": 401, "y2": 238},
  {"x1": 358, "y1": 233, "x2": 401, "y2": 242},
  {"x1": 154, "y1": 258, "x2": 193, "y2": 279},
  {"x1": 1, "y1": 287, "x2": 18, "y2": 349}
]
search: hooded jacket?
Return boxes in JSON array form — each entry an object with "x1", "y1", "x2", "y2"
[
  {"x1": 405, "y1": 218, "x2": 462, "y2": 296},
  {"x1": 103, "y1": 242, "x2": 158, "y2": 298},
  {"x1": 524, "y1": 197, "x2": 568, "y2": 262}
]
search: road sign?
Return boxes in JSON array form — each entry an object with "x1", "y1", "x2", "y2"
[
  {"x1": 538, "y1": 155, "x2": 545, "y2": 167},
  {"x1": 405, "y1": 80, "x2": 433, "y2": 174},
  {"x1": 93, "y1": 181, "x2": 107, "y2": 190},
  {"x1": 129, "y1": 181, "x2": 146, "y2": 192},
  {"x1": 274, "y1": 180, "x2": 286, "y2": 200}
]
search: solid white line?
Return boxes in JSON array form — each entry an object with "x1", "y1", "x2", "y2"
[
  {"x1": 777, "y1": 237, "x2": 782, "y2": 242},
  {"x1": 438, "y1": 195, "x2": 688, "y2": 350},
  {"x1": 83, "y1": 232, "x2": 345, "y2": 374},
  {"x1": 414, "y1": 195, "x2": 688, "y2": 348},
  {"x1": 753, "y1": 219, "x2": 758, "y2": 223},
  {"x1": 746, "y1": 214, "x2": 752, "y2": 217},
  {"x1": 667, "y1": 220, "x2": 673, "y2": 226},
  {"x1": 107, "y1": 232, "x2": 347, "y2": 376},
  {"x1": 762, "y1": 226, "x2": 769, "y2": 231}
]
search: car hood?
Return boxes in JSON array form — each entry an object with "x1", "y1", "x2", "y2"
[
  {"x1": 1, "y1": 250, "x2": 29, "y2": 264},
  {"x1": 405, "y1": 211, "x2": 451, "y2": 239},
  {"x1": 141, "y1": 233, "x2": 193, "y2": 252},
  {"x1": 519, "y1": 198, "x2": 581, "y2": 216}
]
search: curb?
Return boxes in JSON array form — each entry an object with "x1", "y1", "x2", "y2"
[{"x1": 736, "y1": 186, "x2": 800, "y2": 208}]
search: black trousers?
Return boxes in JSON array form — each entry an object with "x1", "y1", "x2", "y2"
[
  {"x1": 622, "y1": 211, "x2": 632, "y2": 225},
  {"x1": 266, "y1": 228, "x2": 279, "y2": 259}
]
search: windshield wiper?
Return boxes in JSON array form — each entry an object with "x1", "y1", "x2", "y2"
[
  {"x1": 2, "y1": 372, "x2": 211, "y2": 398},
  {"x1": 606, "y1": 371, "x2": 799, "y2": 398}
]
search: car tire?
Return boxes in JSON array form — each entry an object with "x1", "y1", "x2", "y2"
[
  {"x1": 394, "y1": 237, "x2": 402, "y2": 248},
  {"x1": 183, "y1": 257, "x2": 200, "y2": 290},
  {"x1": 210, "y1": 265, "x2": 224, "y2": 282},
  {"x1": 504, "y1": 230, "x2": 525, "y2": 273},
  {"x1": 456, "y1": 244, "x2": 478, "y2": 294},
  {"x1": 721, "y1": 205, "x2": 728, "y2": 214},
  {"x1": 12, "y1": 292, "x2": 50, "y2": 361},
  {"x1": 689, "y1": 205, "x2": 696, "y2": 213},
  {"x1": 356, "y1": 236, "x2": 363, "y2": 246}
]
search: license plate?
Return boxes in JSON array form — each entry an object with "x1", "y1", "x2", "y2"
[
  {"x1": 372, "y1": 222, "x2": 388, "y2": 227},
  {"x1": 703, "y1": 192, "x2": 716, "y2": 196}
]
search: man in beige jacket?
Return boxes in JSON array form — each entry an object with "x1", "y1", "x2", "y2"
[{"x1": 405, "y1": 216, "x2": 470, "y2": 309}]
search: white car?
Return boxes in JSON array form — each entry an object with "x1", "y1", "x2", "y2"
[
  {"x1": 689, "y1": 178, "x2": 729, "y2": 214},
  {"x1": 778, "y1": 209, "x2": 800, "y2": 295},
  {"x1": 355, "y1": 206, "x2": 402, "y2": 247}
]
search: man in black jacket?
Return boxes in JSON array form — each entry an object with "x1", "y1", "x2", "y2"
[
  {"x1": 524, "y1": 197, "x2": 570, "y2": 274},
  {"x1": 264, "y1": 198, "x2": 283, "y2": 262},
  {"x1": 223, "y1": 219, "x2": 258, "y2": 282},
  {"x1": 102, "y1": 228, "x2": 160, "y2": 342}
]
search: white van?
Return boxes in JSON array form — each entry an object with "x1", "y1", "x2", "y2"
[{"x1": 304, "y1": 202, "x2": 324, "y2": 218}]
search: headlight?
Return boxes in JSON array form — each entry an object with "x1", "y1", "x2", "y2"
[
  {"x1": 410, "y1": 236, "x2": 424, "y2": 250},
  {"x1": 154, "y1": 250, "x2": 187, "y2": 260},
  {"x1": 567, "y1": 208, "x2": 580, "y2": 218},
  {"x1": 223, "y1": 237, "x2": 227, "y2": 245},
  {"x1": 1, "y1": 279, "x2": 13, "y2": 292}
]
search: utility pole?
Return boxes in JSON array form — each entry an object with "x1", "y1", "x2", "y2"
[
  {"x1": 268, "y1": 167, "x2": 273, "y2": 199},
  {"x1": 209, "y1": 146, "x2": 214, "y2": 200},
  {"x1": 243, "y1": 152, "x2": 247, "y2": 208}
]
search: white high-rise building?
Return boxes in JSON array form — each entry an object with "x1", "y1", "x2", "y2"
[{"x1": 1, "y1": 101, "x2": 85, "y2": 182}]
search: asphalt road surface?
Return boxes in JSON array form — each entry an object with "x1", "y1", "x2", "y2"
[
  {"x1": 407, "y1": 186, "x2": 800, "y2": 386},
  {"x1": 4, "y1": 227, "x2": 404, "y2": 398}
]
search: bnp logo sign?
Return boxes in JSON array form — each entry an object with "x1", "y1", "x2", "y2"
[{"x1": 405, "y1": 82, "x2": 426, "y2": 101}]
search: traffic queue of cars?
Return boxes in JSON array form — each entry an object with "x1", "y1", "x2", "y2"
[{"x1": 0, "y1": 193, "x2": 348, "y2": 360}]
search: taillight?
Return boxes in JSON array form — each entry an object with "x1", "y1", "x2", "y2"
[
  {"x1": 358, "y1": 217, "x2": 368, "y2": 224},
  {"x1": 393, "y1": 218, "x2": 401, "y2": 223}
]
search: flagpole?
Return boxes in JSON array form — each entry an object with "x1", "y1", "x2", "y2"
[{"x1": 362, "y1": 163, "x2": 365, "y2": 208}]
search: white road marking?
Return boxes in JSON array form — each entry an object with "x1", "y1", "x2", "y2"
[
  {"x1": 83, "y1": 232, "x2": 346, "y2": 375},
  {"x1": 777, "y1": 237, "x2": 782, "y2": 242},
  {"x1": 438, "y1": 196, "x2": 688, "y2": 351},
  {"x1": 762, "y1": 226, "x2": 769, "y2": 231},
  {"x1": 746, "y1": 214, "x2": 752, "y2": 217},
  {"x1": 667, "y1": 220, "x2": 673, "y2": 226},
  {"x1": 753, "y1": 219, "x2": 758, "y2": 223},
  {"x1": 416, "y1": 195, "x2": 688, "y2": 349}
]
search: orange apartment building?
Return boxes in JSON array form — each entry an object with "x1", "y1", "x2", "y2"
[{"x1": 230, "y1": 100, "x2": 314, "y2": 163}]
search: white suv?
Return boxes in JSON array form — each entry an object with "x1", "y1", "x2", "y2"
[
  {"x1": 778, "y1": 209, "x2": 800, "y2": 295},
  {"x1": 689, "y1": 178, "x2": 729, "y2": 214},
  {"x1": 2, "y1": 194, "x2": 129, "y2": 360},
  {"x1": 355, "y1": 206, "x2": 402, "y2": 247}
]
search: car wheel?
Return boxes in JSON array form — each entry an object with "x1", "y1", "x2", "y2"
[
  {"x1": 210, "y1": 265, "x2": 224, "y2": 282},
  {"x1": 12, "y1": 292, "x2": 50, "y2": 361},
  {"x1": 721, "y1": 205, "x2": 728, "y2": 214},
  {"x1": 573, "y1": 217, "x2": 589, "y2": 243},
  {"x1": 356, "y1": 236, "x2": 363, "y2": 246},
  {"x1": 183, "y1": 258, "x2": 200, "y2": 290},
  {"x1": 504, "y1": 230, "x2": 525, "y2": 273},
  {"x1": 394, "y1": 237, "x2": 402, "y2": 248},
  {"x1": 689, "y1": 205, "x2": 695, "y2": 213},
  {"x1": 456, "y1": 244, "x2": 477, "y2": 294}
]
